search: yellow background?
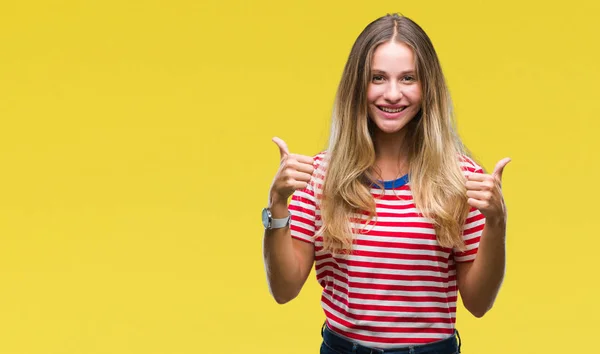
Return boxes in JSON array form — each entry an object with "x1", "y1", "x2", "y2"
[{"x1": 0, "y1": 1, "x2": 598, "y2": 353}]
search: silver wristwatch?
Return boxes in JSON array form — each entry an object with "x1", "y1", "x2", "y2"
[{"x1": 262, "y1": 208, "x2": 291, "y2": 230}]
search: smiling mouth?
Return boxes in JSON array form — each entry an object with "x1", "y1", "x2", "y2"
[{"x1": 378, "y1": 106, "x2": 406, "y2": 113}]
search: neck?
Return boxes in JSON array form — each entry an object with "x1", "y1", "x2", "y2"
[{"x1": 372, "y1": 129, "x2": 410, "y2": 181}]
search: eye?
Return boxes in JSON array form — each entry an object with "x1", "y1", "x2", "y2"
[
  {"x1": 402, "y1": 75, "x2": 416, "y2": 82},
  {"x1": 371, "y1": 75, "x2": 385, "y2": 83}
]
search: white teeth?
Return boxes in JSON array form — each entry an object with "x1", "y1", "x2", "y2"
[{"x1": 379, "y1": 106, "x2": 405, "y2": 113}]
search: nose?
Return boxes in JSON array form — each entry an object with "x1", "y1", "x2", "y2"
[{"x1": 383, "y1": 83, "x2": 403, "y2": 102}]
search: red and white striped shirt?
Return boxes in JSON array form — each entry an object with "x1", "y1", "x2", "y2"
[{"x1": 289, "y1": 152, "x2": 485, "y2": 348}]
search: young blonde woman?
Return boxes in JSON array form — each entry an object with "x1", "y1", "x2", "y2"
[{"x1": 262, "y1": 13, "x2": 510, "y2": 354}]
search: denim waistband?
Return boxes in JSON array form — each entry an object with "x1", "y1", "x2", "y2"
[{"x1": 321, "y1": 323, "x2": 461, "y2": 354}]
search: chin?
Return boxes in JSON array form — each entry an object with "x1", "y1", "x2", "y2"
[
  {"x1": 371, "y1": 117, "x2": 415, "y2": 135},
  {"x1": 373, "y1": 123, "x2": 403, "y2": 134}
]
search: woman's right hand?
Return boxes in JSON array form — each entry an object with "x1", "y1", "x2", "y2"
[{"x1": 269, "y1": 137, "x2": 315, "y2": 207}]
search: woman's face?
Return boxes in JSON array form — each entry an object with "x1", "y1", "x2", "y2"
[{"x1": 367, "y1": 41, "x2": 423, "y2": 136}]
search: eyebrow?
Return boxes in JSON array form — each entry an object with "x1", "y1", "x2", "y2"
[{"x1": 371, "y1": 69, "x2": 416, "y2": 75}]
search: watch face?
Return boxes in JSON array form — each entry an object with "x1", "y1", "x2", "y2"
[{"x1": 261, "y1": 208, "x2": 270, "y2": 228}]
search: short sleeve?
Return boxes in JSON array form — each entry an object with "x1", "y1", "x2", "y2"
[
  {"x1": 289, "y1": 185, "x2": 317, "y2": 244},
  {"x1": 453, "y1": 156, "x2": 486, "y2": 262},
  {"x1": 453, "y1": 206, "x2": 485, "y2": 262},
  {"x1": 288, "y1": 153, "x2": 325, "y2": 244}
]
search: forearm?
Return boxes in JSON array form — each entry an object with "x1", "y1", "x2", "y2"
[
  {"x1": 461, "y1": 217, "x2": 506, "y2": 317},
  {"x1": 262, "y1": 201, "x2": 303, "y2": 304}
]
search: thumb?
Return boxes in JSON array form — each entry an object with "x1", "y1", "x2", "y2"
[
  {"x1": 492, "y1": 157, "x2": 511, "y2": 181},
  {"x1": 272, "y1": 137, "x2": 289, "y2": 159}
]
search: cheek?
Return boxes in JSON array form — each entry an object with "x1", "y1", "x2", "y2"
[
  {"x1": 366, "y1": 84, "x2": 380, "y2": 103},
  {"x1": 405, "y1": 86, "x2": 423, "y2": 105}
]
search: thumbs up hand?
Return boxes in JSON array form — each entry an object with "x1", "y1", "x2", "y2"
[
  {"x1": 465, "y1": 158, "x2": 511, "y2": 222},
  {"x1": 269, "y1": 137, "x2": 315, "y2": 206}
]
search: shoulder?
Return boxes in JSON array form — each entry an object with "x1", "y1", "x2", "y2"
[
  {"x1": 313, "y1": 151, "x2": 327, "y2": 162},
  {"x1": 308, "y1": 151, "x2": 328, "y2": 193},
  {"x1": 312, "y1": 151, "x2": 328, "y2": 170},
  {"x1": 458, "y1": 154, "x2": 485, "y2": 175}
]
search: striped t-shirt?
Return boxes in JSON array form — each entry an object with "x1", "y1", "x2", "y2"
[{"x1": 289, "y1": 152, "x2": 485, "y2": 348}]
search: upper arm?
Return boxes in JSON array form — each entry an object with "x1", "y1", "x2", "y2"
[
  {"x1": 453, "y1": 197, "x2": 485, "y2": 301},
  {"x1": 293, "y1": 238, "x2": 315, "y2": 287},
  {"x1": 455, "y1": 260, "x2": 474, "y2": 297}
]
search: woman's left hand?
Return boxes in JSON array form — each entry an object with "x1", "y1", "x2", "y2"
[{"x1": 465, "y1": 158, "x2": 511, "y2": 223}]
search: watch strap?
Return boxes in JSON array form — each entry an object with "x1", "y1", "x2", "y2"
[{"x1": 270, "y1": 212, "x2": 291, "y2": 229}]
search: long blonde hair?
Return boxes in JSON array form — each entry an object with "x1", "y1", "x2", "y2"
[{"x1": 319, "y1": 14, "x2": 471, "y2": 253}]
